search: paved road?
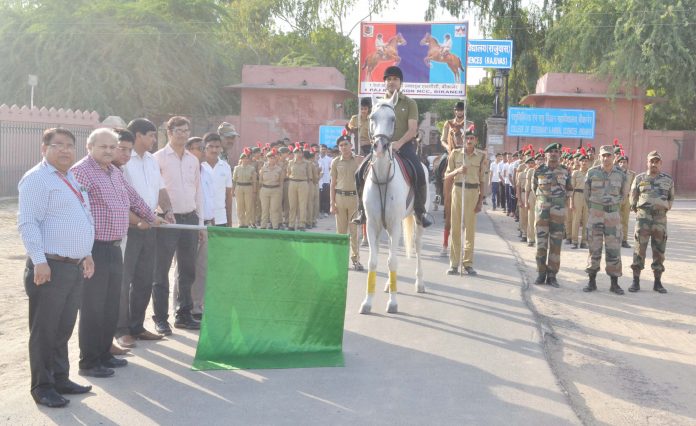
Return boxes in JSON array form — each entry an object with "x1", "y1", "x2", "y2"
[{"x1": 1, "y1": 206, "x2": 579, "y2": 425}]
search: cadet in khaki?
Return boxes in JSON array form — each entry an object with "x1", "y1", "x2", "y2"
[
  {"x1": 582, "y1": 145, "x2": 627, "y2": 294},
  {"x1": 287, "y1": 147, "x2": 311, "y2": 230},
  {"x1": 279, "y1": 147, "x2": 291, "y2": 227},
  {"x1": 616, "y1": 154, "x2": 636, "y2": 248},
  {"x1": 259, "y1": 149, "x2": 283, "y2": 229},
  {"x1": 524, "y1": 153, "x2": 542, "y2": 246},
  {"x1": 628, "y1": 151, "x2": 673, "y2": 294},
  {"x1": 331, "y1": 135, "x2": 363, "y2": 270},
  {"x1": 251, "y1": 146, "x2": 263, "y2": 226},
  {"x1": 533, "y1": 142, "x2": 572, "y2": 287},
  {"x1": 515, "y1": 153, "x2": 531, "y2": 241},
  {"x1": 570, "y1": 153, "x2": 590, "y2": 249},
  {"x1": 232, "y1": 149, "x2": 258, "y2": 228},
  {"x1": 348, "y1": 98, "x2": 372, "y2": 156},
  {"x1": 445, "y1": 128, "x2": 485, "y2": 275}
]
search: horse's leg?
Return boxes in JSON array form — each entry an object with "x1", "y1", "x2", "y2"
[
  {"x1": 385, "y1": 222, "x2": 401, "y2": 313},
  {"x1": 359, "y1": 220, "x2": 380, "y2": 314},
  {"x1": 415, "y1": 220, "x2": 425, "y2": 293}
]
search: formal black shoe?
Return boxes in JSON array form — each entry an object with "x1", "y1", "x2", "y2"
[
  {"x1": 580, "y1": 242, "x2": 588, "y2": 249},
  {"x1": 546, "y1": 273, "x2": 560, "y2": 288},
  {"x1": 154, "y1": 320, "x2": 173, "y2": 336},
  {"x1": 534, "y1": 273, "x2": 547, "y2": 285},
  {"x1": 417, "y1": 213, "x2": 433, "y2": 228},
  {"x1": 102, "y1": 357, "x2": 128, "y2": 368},
  {"x1": 628, "y1": 276, "x2": 640, "y2": 292},
  {"x1": 192, "y1": 313, "x2": 203, "y2": 321},
  {"x1": 571, "y1": 243, "x2": 578, "y2": 249},
  {"x1": 174, "y1": 315, "x2": 201, "y2": 330},
  {"x1": 520, "y1": 236, "x2": 527, "y2": 242},
  {"x1": 55, "y1": 379, "x2": 92, "y2": 395},
  {"x1": 621, "y1": 240, "x2": 631, "y2": 248},
  {"x1": 447, "y1": 267, "x2": 458, "y2": 275},
  {"x1": 351, "y1": 210, "x2": 366, "y2": 225},
  {"x1": 464, "y1": 266, "x2": 477, "y2": 275},
  {"x1": 78, "y1": 365, "x2": 115, "y2": 378},
  {"x1": 31, "y1": 388, "x2": 69, "y2": 408}
]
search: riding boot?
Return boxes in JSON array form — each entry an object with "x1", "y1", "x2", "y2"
[
  {"x1": 583, "y1": 272, "x2": 597, "y2": 292},
  {"x1": 628, "y1": 274, "x2": 640, "y2": 292},
  {"x1": 653, "y1": 271, "x2": 667, "y2": 293},
  {"x1": 414, "y1": 183, "x2": 432, "y2": 228},
  {"x1": 351, "y1": 161, "x2": 368, "y2": 225},
  {"x1": 609, "y1": 276, "x2": 624, "y2": 295}
]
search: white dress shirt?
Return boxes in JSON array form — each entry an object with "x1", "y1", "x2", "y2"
[
  {"x1": 123, "y1": 150, "x2": 164, "y2": 211},
  {"x1": 202, "y1": 159, "x2": 233, "y2": 225}
]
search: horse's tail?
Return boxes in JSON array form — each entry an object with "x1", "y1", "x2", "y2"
[{"x1": 403, "y1": 214, "x2": 416, "y2": 259}]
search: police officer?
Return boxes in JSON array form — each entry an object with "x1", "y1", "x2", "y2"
[
  {"x1": 259, "y1": 148, "x2": 283, "y2": 229},
  {"x1": 331, "y1": 134, "x2": 363, "y2": 270},
  {"x1": 445, "y1": 126, "x2": 485, "y2": 275},
  {"x1": 352, "y1": 66, "x2": 432, "y2": 228},
  {"x1": 582, "y1": 145, "x2": 627, "y2": 294},
  {"x1": 533, "y1": 142, "x2": 572, "y2": 287},
  {"x1": 570, "y1": 152, "x2": 590, "y2": 249},
  {"x1": 232, "y1": 148, "x2": 257, "y2": 228},
  {"x1": 628, "y1": 151, "x2": 673, "y2": 293}
]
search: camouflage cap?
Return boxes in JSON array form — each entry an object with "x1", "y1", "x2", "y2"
[
  {"x1": 647, "y1": 150, "x2": 662, "y2": 160},
  {"x1": 217, "y1": 122, "x2": 239, "y2": 137},
  {"x1": 599, "y1": 145, "x2": 614, "y2": 156}
]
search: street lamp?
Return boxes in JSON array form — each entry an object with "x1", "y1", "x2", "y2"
[{"x1": 492, "y1": 70, "x2": 503, "y2": 117}]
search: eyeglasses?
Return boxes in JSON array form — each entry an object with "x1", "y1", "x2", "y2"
[{"x1": 48, "y1": 143, "x2": 76, "y2": 151}]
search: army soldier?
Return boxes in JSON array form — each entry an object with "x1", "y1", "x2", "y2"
[
  {"x1": 628, "y1": 151, "x2": 674, "y2": 293},
  {"x1": 232, "y1": 148, "x2": 257, "y2": 228},
  {"x1": 445, "y1": 127, "x2": 485, "y2": 275},
  {"x1": 348, "y1": 98, "x2": 372, "y2": 156},
  {"x1": 259, "y1": 149, "x2": 283, "y2": 229},
  {"x1": 331, "y1": 135, "x2": 363, "y2": 270},
  {"x1": 570, "y1": 152, "x2": 590, "y2": 249},
  {"x1": 533, "y1": 142, "x2": 572, "y2": 287},
  {"x1": 616, "y1": 154, "x2": 636, "y2": 248},
  {"x1": 287, "y1": 146, "x2": 312, "y2": 230},
  {"x1": 582, "y1": 145, "x2": 627, "y2": 294}
]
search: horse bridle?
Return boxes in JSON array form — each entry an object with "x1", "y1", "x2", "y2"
[{"x1": 368, "y1": 102, "x2": 396, "y2": 228}]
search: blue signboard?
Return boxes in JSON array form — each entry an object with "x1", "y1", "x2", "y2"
[
  {"x1": 467, "y1": 40, "x2": 513, "y2": 69},
  {"x1": 507, "y1": 107, "x2": 596, "y2": 139},
  {"x1": 319, "y1": 125, "x2": 346, "y2": 147}
]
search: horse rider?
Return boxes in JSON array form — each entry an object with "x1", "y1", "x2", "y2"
[
  {"x1": 352, "y1": 65, "x2": 433, "y2": 228},
  {"x1": 375, "y1": 33, "x2": 387, "y2": 59},
  {"x1": 440, "y1": 33, "x2": 452, "y2": 59}
]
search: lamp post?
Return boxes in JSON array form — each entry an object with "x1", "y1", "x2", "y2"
[{"x1": 492, "y1": 70, "x2": 503, "y2": 118}]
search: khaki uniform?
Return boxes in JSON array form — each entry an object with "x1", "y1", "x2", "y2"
[
  {"x1": 233, "y1": 164, "x2": 257, "y2": 227},
  {"x1": 259, "y1": 163, "x2": 284, "y2": 229},
  {"x1": 309, "y1": 161, "x2": 320, "y2": 225},
  {"x1": 516, "y1": 163, "x2": 528, "y2": 237},
  {"x1": 331, "y1": 154, "x2": 361, "y2": 262},
  {"x1": 447, "y1": 148, "x2": 485, "y2": 268},
  {"x1": 525, "y1": 167, "x2": 537, "y2": 243},
  {"x1": 570, "y1": 169, "x2": 589, "y2": 244},
  {"x1": 287, "y1": 158, "x2": 311, "y2": 229},
  {"x1": 534, "y1": 164, "x2": 572, "y2": 273},
  {"x1": 349, "y1": 114, "x2": 371, "y2": 155},
  {"x1": 281, "y1": 160, "x2": 290, "y2": 225},
  {"x1": 620, "y1": 169, "x2": 636, "y2": 242},
  {"x1": 253, "y1": 159, "x2": 262, "y2": 225},
  {"x1": 630, "y1": 172, "x2": 674, "y2": 274},
  {"x1": 564, "y1": 166, "x2": 578, "y2": 239},
  {"x1": 584, "y1": 166, "x2": 626, "y2": 277}
]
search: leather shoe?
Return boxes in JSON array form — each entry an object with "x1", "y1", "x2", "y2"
[
  {"x1": 110, "y1": 343, "x2": 130, "y2": 355},
  {"x1": 32, "y1": 388, "x2": 69, "y2": 408},
  {"x1": 174, "y1": 315, "x2": 201, "y2": 330},
  {"x1": 135, "y1": 329, "x2": 163, "y2": 340},
  {"x1": 464, "y1": 266, "x2": 477, "y2": 275},
  {"x1": 192, "y1": 313, "x2": 203, "y2": 321},
  {"x1": 154, "y1": 320, "x2": 173, "y2": 336},
  {"x1": 78, "y1": 365, "x2": 114, "y2": 378},
  {"x1": 446, "y1": 267, "x2": 458, "y2": 275},
  {"x1": 102, "y1": 357, "x2": 128, "y2": 368},
  {"x1": 116, "y1": 335, "x2": 136, "y2": 348},
  {"x1": 55, "y1": 379, "x2": 92, "y2": 395}
]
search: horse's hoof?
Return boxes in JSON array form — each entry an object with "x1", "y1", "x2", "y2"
[
  {"x1": 359, "y1": 302, "x2": 372, "y2": 314},
  {"x1": 386, "y1": 302, "x2": 398, "y2": 314}
]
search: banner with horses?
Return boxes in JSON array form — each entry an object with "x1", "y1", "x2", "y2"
[
  {"x1": 192, "y1": 227, "x2": 349, "y2": 370},
  {"x1": 359, "y1": 22, "x2": 468, "y2": 99}
]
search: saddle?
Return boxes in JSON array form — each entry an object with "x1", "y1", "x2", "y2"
[{"x1": 360, "y1": 152, "x2": 418, "y2": 209}]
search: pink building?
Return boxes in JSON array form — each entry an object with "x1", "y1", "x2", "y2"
[
  {"x1": 503, "y1": 73, "x2": 695, "y2": 195},
  {"x1": 224, "y1": 65, "x2": 355, "y2": 159}
]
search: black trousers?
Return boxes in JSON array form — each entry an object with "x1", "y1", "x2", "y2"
[
  {"x1": 117, "y1": 227, "x2": 156, "y2": 336},
  {"x1": 26, "y1": 258, "x2": 83, "y2": 391},
  {"x1": 319, "y1": 183, "x2": 331, "y2": 214},
  {"x1": 79, "y1": 241, "x2": 123, "y2": 369},
  {"x1": 152, "y1": 212, "x2": 198, "y2": 322}
]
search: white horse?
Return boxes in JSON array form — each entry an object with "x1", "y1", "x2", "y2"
[{"x1": 359, "y1": 91, "x2": 428, "y2": 314}]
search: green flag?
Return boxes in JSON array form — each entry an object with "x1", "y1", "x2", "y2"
[{"x1": 192, "y1": 227, "x2": 349, "y2": 370}]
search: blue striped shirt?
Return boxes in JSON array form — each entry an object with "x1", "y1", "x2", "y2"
[{"x1": 17, "y1": 160, "x2": 95, "y2": 264}]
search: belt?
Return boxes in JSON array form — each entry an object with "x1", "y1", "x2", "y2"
[
  {"x1": 589, "y1": 202, "x2": 619, "y2": 212},
  {"x1": 336, "y1": 190, "x2": 357, "y2": 196},
  {"x1": 454, "y1": 182, "x2": 480, "y2": 189},
  {"x1": 236, "y1": 182, "x2": 252, "y2": 186},
  {"x1": 289, "y1": 178, "x2": 307, "y2": 182},
  {"x1": 262, "y1": 184, "x2": 280, "y2": 188},
  {"x1": 204, "y1": 220, "x2": 214, "y2": 226},
  {"x1": 95, "y1": 240, "x2": 122, "y2": 247},
  {"x1": 574, "y1": 189, "x2": 584, "y2": 193},
  {"x1": 45, "y1": 254, "x2": 82, "y2": 265}
]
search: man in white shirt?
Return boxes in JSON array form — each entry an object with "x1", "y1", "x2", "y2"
[
  {"x1": 116, "y1": 119, "x2": 173, "y2": 348},
  {"x1": 489, "y1": 153, "x2": 502, "y2": 211},
  {"x1": 318, "y1": 144, "x2": 333, "y2": 218}
]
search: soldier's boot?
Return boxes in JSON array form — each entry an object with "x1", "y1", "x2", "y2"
[
  {"x1": 609, "y1": 276, "x2": 624, "y2": 295},
  {"x1": 583, "y1": 272, "x2": 597, "y2": 292},
  {"x1": 414, "y1": 183, "x2": 432, "y2": 228},
  {"x1": 653, "y1": 271, "x2": 667, "y2": 294},
  {"x1": 534, "y1": 272, "x2": 547, "y2": 285},
  {"x1": 628, "y1": 275, "x2": 640, "y2": 292},
  {"x1": 546, "y1": 272, "x2": 560, "y2": 288}
]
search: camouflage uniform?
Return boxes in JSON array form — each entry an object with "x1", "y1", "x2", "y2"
[
  {"x1": 533, "y1": 164, "x2": 572, "y2": 276},
  {"x1": 630, "y1": 172, "x2": 674, "y2": 275},
  {"x1": 584, "y1": 165, "x2": 626, "y2": 277}
]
